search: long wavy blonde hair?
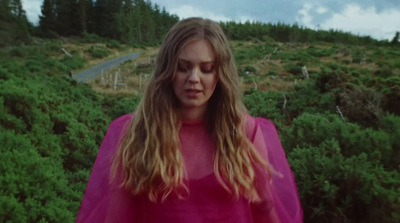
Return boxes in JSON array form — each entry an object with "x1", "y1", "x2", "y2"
[{"x1": 111, "y1": 17, "x2": 270, "y2": 202}]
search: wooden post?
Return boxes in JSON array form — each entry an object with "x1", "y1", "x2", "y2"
[
  {"x1": 114, "y1": 71, "x2": 118, "y2": 90},
  {"x1": 140, "y1": 74, "x2": 142, "y2": 90},
  {"x1": 361, "y1": 55, "x2": 366, "y2": 64},
  {"x1": 302, "y1": 66, "x2": 309, "y2": 79},
  {"x1": 101, "y1": 69, "x2": 104, "y2": 84},
  {"x1": 282, "y1": 93, "x2": 287, "y2": 109}
]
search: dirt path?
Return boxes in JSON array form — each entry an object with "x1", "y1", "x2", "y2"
[{"x1": 72, "y1": 52, "x2": 140, "y2": 82}]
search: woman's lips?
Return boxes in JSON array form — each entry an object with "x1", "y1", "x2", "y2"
[{"x1": 185, "y1": 89, "x2": 202, "y2": 98}]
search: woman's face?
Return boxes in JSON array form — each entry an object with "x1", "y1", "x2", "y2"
[{"x1": 172, "y1": 39, "x2": 218, "y2": 119}]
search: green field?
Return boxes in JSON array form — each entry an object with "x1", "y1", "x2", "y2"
[
  {"x1": 1, "y1": 0, "x2": 400, "y2": 222},
  {"x1": 1, "y1": 34, "x2": 399, "y2": 222}
]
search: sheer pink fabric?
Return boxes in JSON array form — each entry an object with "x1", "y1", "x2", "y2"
[
  {"x1": 255, "y1": 117, "x2": 303, "y2": 222},
  {"x1": 76, "y1": 114, "x2": 303, "y2": 223}
]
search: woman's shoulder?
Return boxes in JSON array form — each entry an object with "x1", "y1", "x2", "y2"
[
  {"x1": 243, "y1": 113, "x2": 277, "y2": 142},
  {"x1": 243, "y1": 113, "x2": 258, "y2": 141},
  {"x1": 105, "y1": 114, "x2": 134, "y2": 138},
  {"x1": 110, "y1": 114, "x2": 133, "y2": 127}
]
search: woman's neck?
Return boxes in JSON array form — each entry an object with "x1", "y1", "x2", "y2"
[{"x1": 179, "y1": 106, "x2": 206, "y2": 123}]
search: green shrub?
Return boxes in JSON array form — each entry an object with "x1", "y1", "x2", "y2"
[
  {"x1": 306, "y1": 46, "x2": 335, "y2": 57},
  {"x1": 43, "y1": 58, "x2": 68, "y2": 74},
  {"x1": 244, "y1": 65, "x2": 257, "y2": 73},
  {"x1": 284, "y1": 62, "x2": 302, "y2": 75},
  {"x1": 380, "y1": 114, "x2": 400, "y2": 170},
  {"x1": 315, "y1": 63, "x2": 352, "y2": 93},
  {"x1": 103, "y1": 96, "x2": 140, "y2": 120},
  {"x1": 61, "y1": 55, "x2": 86, "y2": 70},
  {"x1": 0, "y1": 131, "x2": 75, "y2": 222},
  {"x1": 284, "y1": 113, "x2": 394, "y2": 169},
  {"x1": 339, "y1": 86, "x2": 384, "y2": 127},
  {"x1": 88, "y1": 46, "x2": 111, "y2": 59},
  {"x1": 25, "y1": 59, "x2": 45, "y2": 73},
  {"x1": 82, "y1": 32, "x2": 104, "y2": 43},
  {"x1": 244, "y1": 89, "x2": 286, "y2": 122},
  {"x1": 106, "y1": 40, "x2": 122, "y2": 49},
  {"x1": 0, "y1": 53, "x2": 110, "y2": 220},
  {"x1": 233, "y1": 47, "x2": 264, "y2": 64},
  {"x1": 289, "y1": 139, "x2": 400, "y2": 223},
  {"x1": 266, "y1": 70, "x2": 278, "y2": 76},
  {"x1": 283, "y1": 80, "x2": 336, "y2": 118},
  {"x1": 134, "y1": 62, "x2": 153, "y2": 75},
  {"x1": 131, "y1": 42, "x2": 147, "y2": 49},
  {"x1": 9, "y1": 47, "x2": 27, "y2": 57},
  {"x1": 45, "y1": 41, "x2": 63, "y2": 55}
]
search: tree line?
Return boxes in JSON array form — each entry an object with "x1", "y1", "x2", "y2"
[
  {"x1": 39, "y1": 0, "x2": 179, "y2": 44},
  {"x1": 219, "y1": 21, "x2": 398, "y2": 46},
  {"x1": 0, "y1": 0, "x2": 179, "y2": 46},
  {"x1": 2, "y1": 0, "x2": 400, "y2": 47},
  {"x1": 0, "y1": 0, "x2": 33, "y2": 46}
]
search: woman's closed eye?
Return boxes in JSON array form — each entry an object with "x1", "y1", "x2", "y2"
[
  {"x1": 177, "y1": 60, "x2": 215, "y2": 73},
  {"x1": 200, "y1": 63, "x2": 215, "y2": 73},
  {"x1": 177, "y1": 62, "x2": 190, "y2": 72}
]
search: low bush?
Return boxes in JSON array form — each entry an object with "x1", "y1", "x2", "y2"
[
  {"x1": 61, "y1": 55, "x2": 86, "y2": 71},
  {"x1": 82, "y1": 32, "x2": 104, "y2": 43},
  {"x1": 0, "y1": 49, "x2": 110, "y2": 221},
  {"x1": 106, "y1": 40, "x2": 123, "y2": 49},
  {"x1": 87, "y1": 46, "x2": 111, "y2": 59},
  {"x1": 289, "y1": 139, "x2": 400, "y2": 223}
]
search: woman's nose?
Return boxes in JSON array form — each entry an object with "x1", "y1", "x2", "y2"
[{"x1": 188, "y1": 67, "x2": 200, "y2": 83}]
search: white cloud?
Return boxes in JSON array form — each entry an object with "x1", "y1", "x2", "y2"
[
  {"x1": 22, "y1": 0, "x2": 42, "y2": 25},
  {"x1": 320, "y1": 4, "x2": 400, "y2": 40},
  {"x1": 169, "y1": 5, "x2": 233, "y2": 22},
  {"x1": 297, "y1": 3, "x2": 314, "y2": 27},
  {"x1": 316, "y1": 6, "x2": 328, "y2": 14}
]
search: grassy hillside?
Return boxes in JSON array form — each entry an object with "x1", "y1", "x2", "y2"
[{"x1": 1, "y1": 35, "x2": 399, "y2": 222}]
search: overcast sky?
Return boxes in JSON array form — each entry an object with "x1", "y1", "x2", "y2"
[{"x1": 22, "y1": 0, "x2": 400, "y2": 41}]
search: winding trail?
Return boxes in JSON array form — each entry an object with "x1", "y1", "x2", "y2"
[{"x1": 72, "y1": 52, "x2": 140, "y2": 82}]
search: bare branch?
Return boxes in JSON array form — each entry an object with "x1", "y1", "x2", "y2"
[
  {"x1": 336, "y1": 105, "x2": 345, "y2": 121},
  {"x1": 282, "y1": 93, "x2": 287, "y2": 110},
  {"x1": 61, "y1": 48, "x2": 72, "y2": 57}
]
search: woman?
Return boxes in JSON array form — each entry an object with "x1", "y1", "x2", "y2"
[{"x1": 76, "y1": 17, "x2": 302, "y2": 223}]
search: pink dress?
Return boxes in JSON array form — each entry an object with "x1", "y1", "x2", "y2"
[{"x1": 76, "y1": 114, "x2": 303, "y2": 223}]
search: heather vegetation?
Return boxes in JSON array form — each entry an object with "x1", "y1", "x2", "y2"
[
  {"x1": 239, "y1": 40, "x2": 400, "y2": 222},
  {"x1": 1, "y1": 0, "x2": 399, "y2": 222}
]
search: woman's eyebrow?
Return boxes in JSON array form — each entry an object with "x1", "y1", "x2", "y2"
[
  {"x1": 178, "y1": 58, "x2": 191, "y2": 64},
  {"x1": 178, "y1": 58, "x2": 215, "y2": 64}
]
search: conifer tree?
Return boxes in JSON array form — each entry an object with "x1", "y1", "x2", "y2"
[
  {"x1": 9, "y1": 0, "x2": 26, "y2": 19},
  {"x1": 54, "y1": 0, "x2": 80, "y2": 36},
  {"x1": 39, "y1": 0, "x2": 57, "y2": 36},
  {"x1": 78, "y1": 0, "x2": 88, "y2": 33},
  {"x1": 0, "y1": 0, "x2": 30, "y2": 45},
  {"x1": 85, "y1": 0, "x2": 95, "y2": 33},
  {"x1": 391, "y1": 31, "x2": 399, "y2": 45}
]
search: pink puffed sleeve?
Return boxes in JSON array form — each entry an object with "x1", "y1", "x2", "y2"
[
  {"x1": 253, "y1": 116, "x2": 303, "y2": 223},
  {"x1": 76, "y1": 114, "x2": 143, "y2": 223}
]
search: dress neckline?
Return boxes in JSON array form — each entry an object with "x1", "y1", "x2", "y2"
[{"x1": 181, "y1": 120, "x2": 205, "y2": 126}]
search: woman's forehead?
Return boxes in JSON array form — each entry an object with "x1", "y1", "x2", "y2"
[{"x1": 178, "y1": 39, "x2": 216, "y2": 63}]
